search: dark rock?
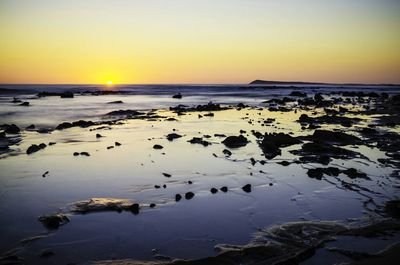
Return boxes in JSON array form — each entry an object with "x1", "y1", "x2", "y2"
[
  {"x1": 250, "y1": 158, "x2": 256, "y2": 166},
  {"x1": 278, "y1": 161, "x2": 290, "y2": 166},
  {"x1": 107, "y1": 146, "x2": 114, "y2": 149},
  {"x1": 107, "y1": 100, "x2": 123, "y2": 104},
  {"x1": 204, "y1": 113, "x2": 214, "y2": 117},
  {"x1": 19, "y1": 102, "x2": 30, "y2": 106},
  {"x1": 153, "y1": 144, "x2": 164, "y2": 149},
  {"x1": 222, "y1": 135, "x2": 248, "y2": 148},
  {"x1": 38, "y1": 214, "x2": 69, "y2": 229},
  {"x1": 154, "y1": 185, "x2": 161, "y2": 189},
  {"x1": 259, "y1": 133, "x2": 301, "y2": 159},
  {"x1": 26, "y1": 124, "x2": 35, "y2": 130},
  {"x1": 2, "y1": 124, "x2": 20, "y2": 134},
  {"x1": 175, "y1": 194, "x2": 182, "y2": 202},
  {"x1": 220, "y1": 186, "x2": 228, "y2": 193},
  {"x1": 223, "y1": 149, "x2": 232, "y2": 156},
  {"x1": 309, "y1": 130, "x2": 361, "y2": 145},
  {"x1": 115, "y1": 142, "x2": 121, "y2": 146},
  {"x1": 172, "y1": 93, "x2": 182, "y2": 99},
  {"x1": 105, "y1": 109, "x2": 143, "y2": 116},
  {"x1": 166, "y1": 133, "x2": 182, "y2": 141},
  {"x1": 188, "y1": 137, "x2": 210, "y2": 146},
  {"x1": 42, "y1": 171, "x2": 49, "y2": 177},
  {"x1": 73, "y1": 152, "x2": 79, "y2": 156},
  {"x1": 214, "y1": 134, "x2": 226, "y2": 137},
  {"x1": 96, "y1": 133, "x2": 103, "y2": 138},
  {"x1": 342, "y1": 168, "x2": 368, "y2": 179},
  {"x1": 80, "y1": 152, "x2": 90, "y2": 156},
  {"x1": 26, "y1": 143, "x2": 46, "y2": 155},
  {"x1": 291, "y1": 142, "x2": 362, "y2": 160},
  {"x1": 185, "y1": 192, "x2": 195, "y2": 200},
  {"x1": 150, "y1": 203, "x2": 156, "y2": 208},
  {"x1": 188, "y1": 181, "x2": 193, "y2": 184},
  {"x1": 162, "y1": 173, "x2": 171, "y2": 178},
  {"x1": 307, "y1": 168, "x2": 324, "y2": 180},
  {"x1": 56, "y1": 120, "x2": 96, "y2": 130},
  {"x1": 210, "y1": 188, "x2": 218, "y2": 194},
  {"x1": 129, "y1": 203, "x2": 140, "y2": 214},
  {"x1": 242, "y1": 184, "x2": 252, "y2": 193}
]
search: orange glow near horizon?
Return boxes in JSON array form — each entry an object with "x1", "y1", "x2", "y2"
[{"x1": 0, "y1": 0, "x2": 400, "y2": 84}]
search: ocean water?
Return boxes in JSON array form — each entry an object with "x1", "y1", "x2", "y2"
[
  {"x1": 0, "y1": 84, "x2": 399, "y2": 264},
  {"x1": 0, "y1": 84, "x2": 398, "y2": 128}
]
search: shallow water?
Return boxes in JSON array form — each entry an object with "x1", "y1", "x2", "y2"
[{"x1": 0, "y1": 85, "x2": 399, "y2": 264}]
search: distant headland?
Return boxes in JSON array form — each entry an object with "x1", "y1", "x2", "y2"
[{"x1": 249, "y1": 79, "x2": 398, "y2": 86}]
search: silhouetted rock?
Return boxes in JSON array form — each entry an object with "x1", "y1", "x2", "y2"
[
  {"x1": 175, "y1": 194, "x2": 182, "y2": 202},
  {"x1": 26, "y1": 143, "x2": 46, "y2": 155},
  {"x1": 26, "y1": 124, "x2": 35, "y2": 130},
  {"x1": 188, "y1": 137, "x2": 210, "y2": 146},
  {"x1": 80, "y1": 152, "x2": 90, "y2": 156},
  {"x1": 222, "y1": 135, "x2": 248, "y2": 148},
  {"x1": 166, "y1": 133, "x2": 182, "y2": 141},
  {"x1": 210, "y1": 188, "x2": 218, "y2": 194},
  {"x1": 96, "y1": 133, "x2": 103, "y2": 138},
  {"x1": 2, "y1": 124, "x2": 20, "y2": 134},
  {"x1": 242, "y1": 184, "x2": 252, "y2": 193},
  {"x1": 56, "y1": 120, "x2": 96, "y2": 130},
  {"x1": 162, "y1": 173, "x2": 171, "y2": 178},
  {"x1": 220, "y1": 186, "x2": 228, "y2": 192},
  {"x1": 172, "y1": 93, "x2": 182, "y2": 99},
  {"x1": 107, "y1": 100, "x2": 123, "y2": 104},
  {"x1": 222, "y1": 149, "x2": 232, "y2": 156},
  {"x1": 153, "y1": 144, "x2": 164, "y2": 149},
  {"x1": 185, "y1": 192, "x2": 195, "y2": 200},
  {"x1": 19, "y1": 102, "x2": 29, "y2": 106},
  {"x1": 259, "y1": 133, "x2": 301, "y2": 159},
  {"x1": 115, "y1": 142, "x2": 121, "y2": 146},
  {"x1": 38, "y1": 214, "x2": 69, "y2": 229}
]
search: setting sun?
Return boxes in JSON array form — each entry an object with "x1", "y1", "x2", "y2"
[{"x1": 106, "y1": 81, "x2": 113, "y2": 85}]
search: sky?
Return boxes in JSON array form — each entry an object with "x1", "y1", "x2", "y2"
[{"x1": 0, "y1": 0, "x2": 399, "y2": 84}]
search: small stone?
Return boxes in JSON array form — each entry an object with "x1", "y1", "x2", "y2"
[
  {"x1": 149, "y1": 203, "x2": 156, "y2": 208},
  {"x1": 220, "y1": 186, "x2": 228, "y2": 193},
  {"x1": 185, "y1": 192, "x2": 195, "y2": 200},
  {"x1": 210, "y1": 188, "x2": 218, "y2": 194},
  {"x1": 115, "y1": 142, "x2": 121, "y2": 146},
  {"x1": 153, "y1": 144, "x2": 164, "y2": 149},
  {"x1": 242, "y1": 184, "x2": 252, "y2": 193},
  {"x1": 175, "y1": 194, "x2": 182, "y2": 202},
  {"x1": 162, "y1": 173, "x2": 171, "y2": 178}
]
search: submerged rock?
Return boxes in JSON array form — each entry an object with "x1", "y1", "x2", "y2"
[
  {"x1": 222, "y1": 135, "x2": 249, "y2": 148},
  {"x1": 38, "y1": 213, "x2": 70, "y2": 229}
]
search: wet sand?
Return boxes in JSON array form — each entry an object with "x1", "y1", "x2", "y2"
[{"x1": 0, "y1": 87, "x2": 399, "y2": 264}]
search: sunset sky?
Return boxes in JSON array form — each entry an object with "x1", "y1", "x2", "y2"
[{"x1": 0, "y1": 0, "x2": 399, "y2": 84}]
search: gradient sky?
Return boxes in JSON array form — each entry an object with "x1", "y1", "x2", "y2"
[{"x1": 1, "y1": 0, "x2": 399, "y2": 84}]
